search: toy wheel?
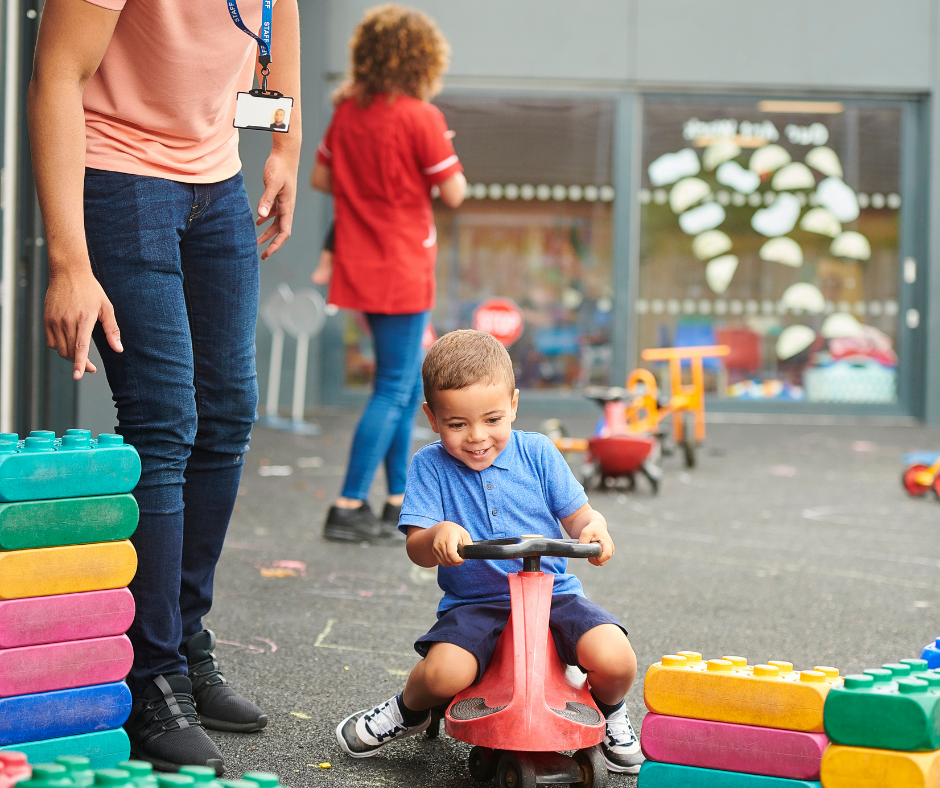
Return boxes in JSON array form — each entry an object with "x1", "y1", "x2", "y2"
[
  {"x1": 641, "y1": 462, "x2": 661, "y2": 495},
  {"x1": 496, "y1": 753, "x2": 536, "y2": 788},
  {"x1": 934, "y1": 474, "x2": 940, "y2": 500},
  {"x1": 468, "y1": 746, "x2": 498, "y2": 783},
  {"x1": 903, "y1": 464, "x2": 931, "y2": 497},
  {"x1": 581, "y1": 459, "x2": 601, "y2": 491},
  {"x1": 425, "y1": 705, "x2": 444, "y2": 739},
  {"x1": 573, "y1": 747, "x2": 608, "y2": 788}
]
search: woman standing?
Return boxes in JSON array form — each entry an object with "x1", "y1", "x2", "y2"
[{"x1": 312, "y1": 5, "x2": 465, "y2": 542}]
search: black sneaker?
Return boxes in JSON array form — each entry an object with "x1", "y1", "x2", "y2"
[
  {"x1": 379, "y1": 503, "x2": 406, "y2": 541},
  {"x1": 335, "y1": 696, "x2": 430, "y2": 758},
  {"x1": 599, "y1": 703, "x2": 644, "y2": 774},
  {"x1": 323, "y1": 504, "x2": 385, "y2": 543},
  {"x1": 124, "y1": 675, "x2": 224, "y2": 775},
  {"x1": 182, "y1": 630, "x2": 267, "y2": 733}
]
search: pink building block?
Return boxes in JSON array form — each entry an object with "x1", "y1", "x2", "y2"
[
  {"x1": 0, "y1": 588, "x2": 134, "y2": 648},
  {"x1": 0, "y1": 635, "x2": 133, "y2": 697},
  {"x1": 641, "y1": 712, "x2": 829, "y2": 780}
]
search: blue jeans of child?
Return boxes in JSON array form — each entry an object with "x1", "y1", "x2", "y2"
[
  {"x1": 340, "y1": 311, "x2": 428, "y2": 501},
  {"x1": 84, "y1": 168, "x2": 259, "y2": 698}
]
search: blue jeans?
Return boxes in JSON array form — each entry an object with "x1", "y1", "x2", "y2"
[
  {"x1": 341, "y1": 311, "x2": 428, "y2": 500},
  {"x1": 84, "y1": 169, "x2": 259, "y2": 698}
]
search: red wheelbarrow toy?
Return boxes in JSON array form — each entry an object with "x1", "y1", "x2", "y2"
[
  {"x1": 430, "y1": 536, "x2": 609, "y2": 787},
  {"x1": 902, "y1": 452, "x2": 940, "y2": 499}
]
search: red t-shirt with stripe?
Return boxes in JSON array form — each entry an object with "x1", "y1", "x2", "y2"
[{"x1": 316, "y1": 94, "x2": 462, "y2": 314}]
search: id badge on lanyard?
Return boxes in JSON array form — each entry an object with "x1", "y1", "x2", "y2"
[{"x1": 228, "y1": 0, "x2": 293, "y2": 133}]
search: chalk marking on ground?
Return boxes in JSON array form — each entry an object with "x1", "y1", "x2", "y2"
[{"x1": 313, "y1": 618, "x2": 414, "y2": 657}]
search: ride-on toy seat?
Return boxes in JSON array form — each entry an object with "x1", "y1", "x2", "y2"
[{"x1": 442, "y1": 537, "x2": 608, "y2": 787}]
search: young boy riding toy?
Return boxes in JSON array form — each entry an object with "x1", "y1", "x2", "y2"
[{"x1": 335, "y1": 330, "x2": 644, "y2": 775}]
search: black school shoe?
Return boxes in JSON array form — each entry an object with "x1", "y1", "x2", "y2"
[
  {"x1": 380, "y1": 503, "x2": 406, "y2": 542},
  {"x1": 323, "y1": 503, "x2": 388, "y2": 543},
  {"x1": 124, "y1": 675, "x2": 224, "y2": 775},
  {"x1": 183, "y1": 630, "x2": 268, "y2": 733}
]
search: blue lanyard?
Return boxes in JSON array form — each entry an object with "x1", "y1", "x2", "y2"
[{"x1": 227, "y1": 0, "x2": 273, "y2": 67}]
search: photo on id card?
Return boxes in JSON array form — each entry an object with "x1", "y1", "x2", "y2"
[{"x1": 234, "y1": 92, "x2": 294, "y2": 133}]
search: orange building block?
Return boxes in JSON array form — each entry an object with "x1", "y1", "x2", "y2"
[
  {"x1": 643, "y1": 652, "x2": 841, "y2": 732},
  {"x1": 0, "y1": 541, "x2": 137, "y2": 599}
]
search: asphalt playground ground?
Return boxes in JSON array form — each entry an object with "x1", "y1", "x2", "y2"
[{"x1": 200, "y1": 409, "x2": 940, "y2": 787}]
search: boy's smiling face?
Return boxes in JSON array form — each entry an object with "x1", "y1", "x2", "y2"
[{"x1": 423, "y1": 383, "x2": 519, "y2": 471}]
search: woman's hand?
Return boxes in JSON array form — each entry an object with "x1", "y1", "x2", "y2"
[
  {"x1": 256, "y1": 148, "x2": 300, "y2": 260},
  {"x1": 311, "y1": 249, "x2": 332, "y2": 285}
]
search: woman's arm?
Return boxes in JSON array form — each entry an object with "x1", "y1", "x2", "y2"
[
  {"x1": 28, "y1": 0, "x2": 123, "y2": 380},
  {"x1": 438, "y1": 172, "x2": 466, "y2": 208},
  {"x1": 311, "y1": 161, "x2": 332, "y2": 193}
]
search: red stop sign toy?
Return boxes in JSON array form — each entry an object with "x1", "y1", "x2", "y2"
[{"x1": 473, "y1": 298, "x2": 524, "y2": 348}]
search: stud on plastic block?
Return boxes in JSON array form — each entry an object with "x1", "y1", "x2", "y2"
[
  {"x1": 640, "y1": 712, "x2": 828, "y2": 780},
  {"x1": 0, "y1": 752, "x2": 30, "y2": 788},
  {"x1": 0, "y1": 729, "x2": 130, "y2": 770},
  {"x1": 0, "y1": 635, "x2": 133, "y2": 697},
  {"x1": 824, "y1": 668, "x2": 940, "y2": 751},
  {"x1": 0, "y1": 682, "x2": 131, "y2": 747},
  {"x1": 637, "y1": 761, "x2": 821, "y2": 788},
  {"x1": 0, "y1": 434, "x2": 140, "y2": 502},
  {"x1": 820, "y1": 744, "x2": 940, "y2": 788},
  {"x1": 643, "y1": 654, "x2": 841, "y2": 732},
  {"x1": 0, "y1": 541, "x2": 137, "y2": 600},
  {"x1": 0, "y1": 588, "x2": 135, "y2": 649},
  {"x1": 0, "y1": 495, "x2": 138, "y2": 551}
]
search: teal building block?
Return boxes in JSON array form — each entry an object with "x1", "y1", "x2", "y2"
[
  {"x1": 0, "y1": 729, "x2": 130, "y2": 769},
  {"x1": 0, "y1": 495, "x2": 138, "y2": 550},
  {"x1": 638, "y1": 762, "x2": 821, "y2": 788},
  {"x1": 823, "y1": 661, "x2": 940, "y2": 750},
  {"x1": 0, "y1": 432, "x2": 140, "y2": 502}
]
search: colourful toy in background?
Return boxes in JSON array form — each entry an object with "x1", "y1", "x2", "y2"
[
  {"x1": 0, "y1": 431, "x2": 140, "y2": 768},
  {"x1": 820, "y1": 658, "x2": 940, "y2": 788},
  {"x1": 902, "y1": 452, "x2": 940, "y2": 500},
  {"x1": 921, "y1": 638, "x2": 940, "y2": 669},
  {"x1": 547, "y1": 345, "x2": 729, "y2": 493},
  {"x1": 638, "y1": 652, "x2": 842, "y2": 788},
  {"x1": 0, "y1": 755, "x2": 285, "y2": 788}
]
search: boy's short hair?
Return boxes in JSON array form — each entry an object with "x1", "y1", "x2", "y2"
[
  {"x1": 348, "y1": 5, "x2": 450, "y2": 104},
  {"x1": 423, "y1": 330, "x2": 516, "y2": 409}
]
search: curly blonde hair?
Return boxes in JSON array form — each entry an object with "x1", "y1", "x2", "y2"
[{"x1": 344, "y1": 4, "x2": 450, "y2": 105}]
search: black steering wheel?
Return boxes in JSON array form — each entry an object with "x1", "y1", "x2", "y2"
[{"x1": 458, "y1": 536, "x2": 600, "y2": 572}]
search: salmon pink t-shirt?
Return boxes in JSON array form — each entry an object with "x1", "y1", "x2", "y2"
[
  {"x1": 316, "y1": 95, "x2": 462, "y2": 315},
  {"x1": 81, "y1": 0, "x2": 264, "y2": 182}
]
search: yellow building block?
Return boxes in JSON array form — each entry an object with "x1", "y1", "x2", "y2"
[
  {"x1": 821, "y1": 744, "x2": 940, "y2": 788},
  {"x1": 0, "y1": 541, "x2": 137, "y2": 599},
  {"x1": 643, "y1": 652, "x2": 841, "y2": 732}
]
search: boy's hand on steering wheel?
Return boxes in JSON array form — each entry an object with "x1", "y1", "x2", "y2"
[
  {"x1": 432, "y1": 521, "x2": 472, "y2": 567},
  {"x1": 578, "y1": 522, "x2": 615, "y2": 567}
]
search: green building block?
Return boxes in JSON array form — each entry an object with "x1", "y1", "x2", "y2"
[
  {"x1": 638, "y1": 762, "x2": 821, "y2": 788},
  {"x1": 0, "y1": 728, "x2": 130, "y2": 769},
  {"x1": 0, "y1": 432, "x2": 140, "y2": 503},
  {"x1": 55, "y1": 756, "x2": 93, "y2": 786},
  {"x1": 824, "y1": 661, "x2": 940, "y2": 750},
  {"x1": 0, "y1": 495, "x2": 138, "y2": 550},
  {"x1": 115, "y1": 762, "x2": 156, "y2": 788}
]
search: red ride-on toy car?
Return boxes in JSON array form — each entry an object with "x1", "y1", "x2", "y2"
[{"x1": 435, "y1": 537, "x2": 609, "y2": 788}]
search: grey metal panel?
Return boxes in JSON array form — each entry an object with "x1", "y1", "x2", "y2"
[
  {"x1": 326, "y1": 0, "x2": 633, "y2": 81},
  {"x1": 635, "y1": 0, "x2": 933, "y2": 91}
]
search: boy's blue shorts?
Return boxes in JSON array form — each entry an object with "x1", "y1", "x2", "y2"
[{"x1": 414, "y1": 594, "x2": 626, "y2": 683}]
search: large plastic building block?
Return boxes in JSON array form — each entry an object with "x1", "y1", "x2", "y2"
[
  {"x1": 637, "y1": 761, "x2": 821, "y2": 788},
  {"x1": 0, "y1": 495, "x2": 137, "y2": 551},
  {"x1": 922, "y1": 639, "x2": 940, "y2": 669},
  {"x1": 0, "y1": 682, "x2": 131, "y2": 747},
  {"x1": 0, "y1": 589, "x2": 135, "y2": 649},
  {"x1": 0, "y1": 729, "x2": 130, "y2": 770},
  {"x1": 820, "y1": 744, "x2": 940, "y2": 788},
  {"x1": 0, "y1": 432, "x2": 140, "y2": 503},
  {"x1": 0, "y1": 541, "x2": 137, "y2": 600},
  {"x1": 0, "y1": 635, "x2": 133, "y2": 697},
  {"x1": 0, "y1": 752, "x2": 30, "y2": 788},
  {"x1": 643, "y1": 653, "x2": 841, "y2": 732},
  {"x1": 640, "y1": 712, "x2": 828, "y2": 780},
  {"x1": 824, "y1": 666, "x2": 940, "y2": 751}
]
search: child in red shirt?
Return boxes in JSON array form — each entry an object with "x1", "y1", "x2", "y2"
[{"x1": 312, "y1": 4, "x2": 466, "y2": 542}]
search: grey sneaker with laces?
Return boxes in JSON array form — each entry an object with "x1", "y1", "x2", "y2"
[
  {"x1": 335, "y1": 696, "x2": 430, "y2": 758},
  {"x1": 599, "y1": 702, "x2": 645, "y2": 774}
]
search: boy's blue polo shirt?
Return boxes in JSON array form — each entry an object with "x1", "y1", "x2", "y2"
[{"x1": 399, "y1": 430, "x2": 589, "y2": 615}]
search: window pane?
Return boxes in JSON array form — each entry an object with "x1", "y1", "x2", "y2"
[
  {"x1": 638, "y1": 99, "x2": 902, "y2": 404},
  {"x1": 343, "y1": 97, "x2": 616, "y2": 391}
]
